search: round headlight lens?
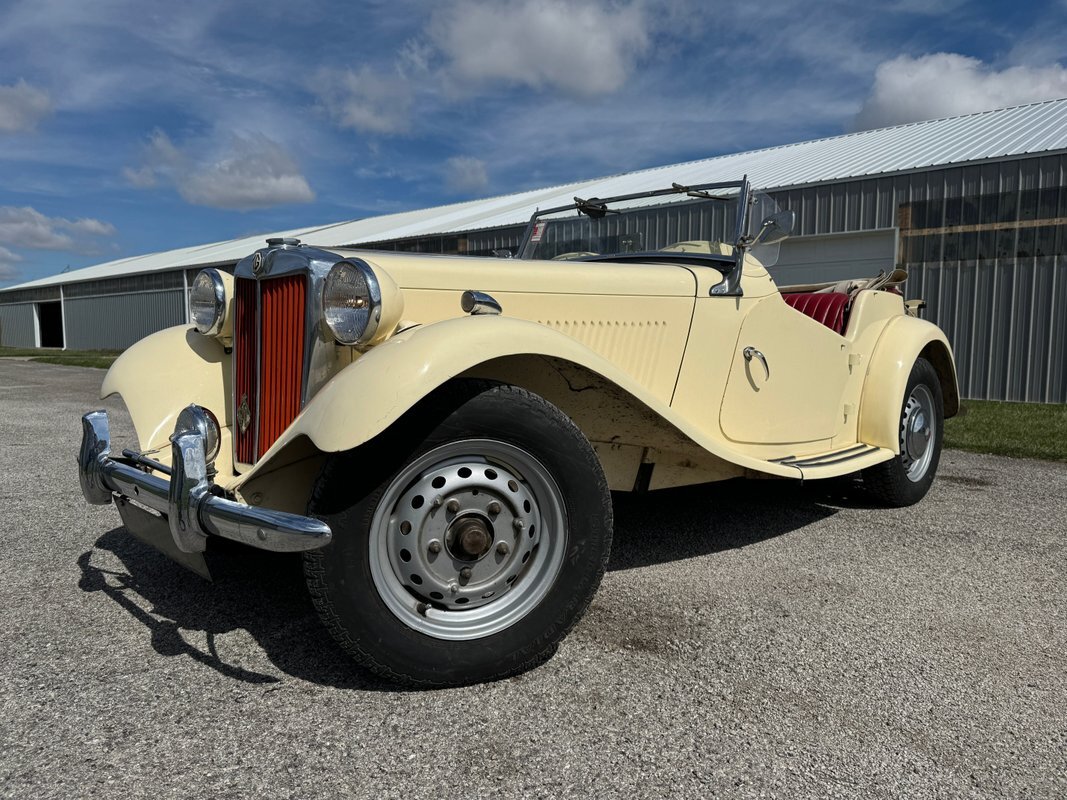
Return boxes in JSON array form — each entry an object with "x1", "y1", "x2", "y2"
[
  {"x1": 190, "y1": 269, "x2": 226, "y2": 335},
  {"x1": 323, "y1": 260, "x2": 382, "y2": 345}
]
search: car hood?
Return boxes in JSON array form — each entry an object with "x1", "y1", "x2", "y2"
[{"x1": 322, "y1": 248, "x2": 704, "y2": 298}]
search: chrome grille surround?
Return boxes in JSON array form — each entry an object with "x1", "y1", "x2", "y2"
[{"x1": 231, "y1": 242, "x2": 352, "y2": 467}]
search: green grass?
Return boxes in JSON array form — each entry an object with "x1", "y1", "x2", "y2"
[
  {"x1": 29, "y1": 354, "x2": 118, "y2": 369},
  {"x1": 945, "y1": 399, "x2": 1067, "y2": 462},
  {"x1": 0, "y1": 346, "x2": 122, "y2": 369}
]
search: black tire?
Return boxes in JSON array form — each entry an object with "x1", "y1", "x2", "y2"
[
  {"x1": 862, "y1": 357, "x2": 944, "y2": 507},
  {"x1": 303, "y1": 380, "x2": 613, "y2": 687}
]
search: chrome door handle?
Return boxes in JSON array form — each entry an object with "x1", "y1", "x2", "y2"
[{"x1": 743, "y1": 346, "x2": 769, "y2": 379}]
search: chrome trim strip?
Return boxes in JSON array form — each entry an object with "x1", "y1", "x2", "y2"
[
  {"x1": 770, "y1": 443, "x2": 870, "y2": 464},
  {"x1": 770, "y1": 444, "x2": 876, "y2": 468},
  {"x1": 230, "y1": 277, "x2": 240, "y2": 469},
  {"x1": 791, "y1": 447, "x2": 877, "y2": 468},
  {"x1": 253, "y1": 278, "x2": 263, "y2": 461},
  {"x1": 303, "y1": 266, "x2": 322, "y2": 407},
  {"x1": 79, "y1": 411, "x2": 332, "y2": 553}
]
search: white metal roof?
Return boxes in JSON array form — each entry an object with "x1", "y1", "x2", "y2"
[{"x1": 7, "y1": 97, "x2": 1067, "y2": 292}]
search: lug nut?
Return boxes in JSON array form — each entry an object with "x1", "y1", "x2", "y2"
[
  {"x1": 449, "y1": 582, "x2": 459, "y2": 595},
  {"x1": 487, "y1": 501, "x2": 502, "y2": 516},
  {"x1": 496, "y1": 541, "x2": 510, "y2": 556},
  {"x1": 459, "y1": 567, "x2": 473, "y2": 584},
  {"x1": 446, "y1": 499, "x2": 461, "y2": 514},
  {"x1": 428, "y1": 539, "x2": 442, "y2": 555},
  {"x1": 513, "y1": 518, "x2": 525, "y2": 531},
  {"x1": 431, "y1": 495, "x2": 443, "y2": 509}
]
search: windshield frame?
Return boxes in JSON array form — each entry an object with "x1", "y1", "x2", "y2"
[{"x1": 517, "y1": 178, "x2": 752, "y2": 266}]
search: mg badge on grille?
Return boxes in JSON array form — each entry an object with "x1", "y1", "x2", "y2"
[
  {"x1": 237, "y1": 394, "x2": 252, "y2": 434},
  {"x1": 251, "y1": 252, "x2": 264, "y2": 275}
]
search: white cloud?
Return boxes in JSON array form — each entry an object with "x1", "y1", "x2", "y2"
[
  {"x1": 0, "y1": 79, "x2": 52, "y2": 133},
  {"x1": 429, "y1": 0, "x2": 650, "y2": 96},
  {"x1": 0, "y1": 245, "x2": 22, "y2": 281},
  {"x1": 0, "y1": 207, "x2": 116, "y2": 251},
  {"x1": 443, "y1": 156, "x2": 489, "y2": 193},
  {"x1": 309, "y1": 0, "x2": 652, "y2": 145},
  {"x1": 120, "y1": 165, "x2": 158, "y2": 188},
  {"x1": 125, "y1": 130, "x2": 315, "y2": 210},
  {"x1": 314, "y1": 67, "x2": 414, "y2": 135},
  {"x1": 855, "y1": 53, "x2": 1067, "y2": 130}
]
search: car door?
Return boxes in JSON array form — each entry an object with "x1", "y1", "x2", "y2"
[{"x1": 718, "y1": 294, "x2": 851, "y2": 445}]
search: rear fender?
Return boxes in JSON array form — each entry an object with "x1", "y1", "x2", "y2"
[{"x1": 858, "y1": 316, "x2": 959, "y2": 452}]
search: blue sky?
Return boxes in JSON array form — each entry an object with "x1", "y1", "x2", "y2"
[{"x1": 1, "y1": 0, "x2": 1065, "y2": 287}]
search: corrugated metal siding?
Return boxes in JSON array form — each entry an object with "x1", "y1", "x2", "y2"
[
  {"x1": 0, "y1": 304, "x2": 36, "y2": 347},
  {"x1": 910, "y1": 256, "x2": 1066, "y2": 402},
  {"x1": 63, "y1": 290, "x2": 187, "y2": 350}
]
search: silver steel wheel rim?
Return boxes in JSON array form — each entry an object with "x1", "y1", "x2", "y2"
[
  {"x1": 900, "y1": 384, "x2": 936, "y2": 482},
  {"x1": 368, "y1": 438, "x2": 567, "y2": 641}
]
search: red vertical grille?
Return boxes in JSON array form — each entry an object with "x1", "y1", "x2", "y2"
[
  {"x1": 258, "y1": 276, "x2": 306, "y2": 457},
  {"x1": 233, "y1": 275, "x2": 306, "y2": 464}
]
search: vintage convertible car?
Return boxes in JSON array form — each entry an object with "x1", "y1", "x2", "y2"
[{"x1": 78, "y1": 180, "x2": 958, "y2": 686}]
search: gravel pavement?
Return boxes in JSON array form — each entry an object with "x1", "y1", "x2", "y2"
[{"x1": 0, "y1": 359, "x2": 1064, "y2": 799}]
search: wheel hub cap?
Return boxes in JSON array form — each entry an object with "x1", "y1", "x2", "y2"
[
  {"x1": 906, "y1": 409, "x2": 930, "y2": 460},
  {"x1": 448, "y1": 514, "x2": 494, "y2": 561},
  {"x1": 899, "y1": 385, "x2": 937, "y2": 482},
  {"x1": 373, "y1": 439, "x2": 564, "y2": 632}
]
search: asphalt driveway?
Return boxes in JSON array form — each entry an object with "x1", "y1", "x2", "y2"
[{"x1": 0, "y1": 359, "x2": 1064, "y2": 798}]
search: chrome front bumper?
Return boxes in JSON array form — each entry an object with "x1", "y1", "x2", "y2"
[{"x1": 78, "y1": 410, "x2": 332, "y2": 559}]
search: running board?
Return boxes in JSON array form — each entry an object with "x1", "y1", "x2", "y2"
[{"x1": 768, "y1": 443, "x2": 895, "y2": 479}]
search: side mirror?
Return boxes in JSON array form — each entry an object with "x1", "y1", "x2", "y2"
[{"x1": 752, "y1": 210, "x2": 795, "y2": 247}]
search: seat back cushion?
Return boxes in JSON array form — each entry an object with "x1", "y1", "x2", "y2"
[{"x1": 782, "y1": 292, "x2": 849, "y2": 334}]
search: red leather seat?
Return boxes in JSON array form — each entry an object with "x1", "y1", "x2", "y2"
[{"x1": 782, "y1": 292, "x2": 849, "y2": 335}]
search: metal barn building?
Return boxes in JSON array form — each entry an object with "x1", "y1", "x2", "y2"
[{"x1": 2, "y1": 99, "x2": 1066, "y2": 402}]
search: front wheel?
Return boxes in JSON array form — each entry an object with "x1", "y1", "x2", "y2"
[
  {"x1": 862, "y1": 357, "x2": 944, "y2": 507},
  {"x1": 304, "y1": 382, "x2": 612, "y2": 687}
]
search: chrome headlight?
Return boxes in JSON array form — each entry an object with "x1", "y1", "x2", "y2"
[
  {"x1": 190, "y1": 269, "x2": 226, "y2": 336},
  {"x1": 323, "y1": 260, "x2": 382, "y2": 346}
]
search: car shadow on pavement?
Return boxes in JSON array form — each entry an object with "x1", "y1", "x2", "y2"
[
  {"x1": 77, "y1": 529, "x2": 396, "y2": 691},
  {"x1": 608, "y1": 476, "x2": 870, "y2": 571},
  {"x1": 76, "y1": 477, "x2": 873, "y2": 688}
]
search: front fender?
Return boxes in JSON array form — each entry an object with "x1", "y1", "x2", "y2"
[
  {"x1": 101, "y1": 325, "x2": 230, "y2": 453},
  {"x1": 858, "y1": 315, "x2": 960, "y2": 452},
  {"x1": 248, "y1": 315, "x2": 803, "y2": 482}
]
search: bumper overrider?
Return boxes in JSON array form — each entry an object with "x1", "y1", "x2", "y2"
[{"x1": 79, "y1": 409, "x2": 331, "y2": 578}]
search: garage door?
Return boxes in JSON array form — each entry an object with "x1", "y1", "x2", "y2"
[{"x1": 769, "y1": 228, "x2": 897, "y2": 287}]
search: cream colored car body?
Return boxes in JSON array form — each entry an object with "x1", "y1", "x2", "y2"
[{"x1": 102, "y1": 247, "x2": 958, "y2": 516}]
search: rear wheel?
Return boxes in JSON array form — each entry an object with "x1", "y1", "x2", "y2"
[
  {"x1": 304, "y1": 381, "x2": 612, "y2": 687},
  {"x1": 863, "y1": 357, "x2": 944, "y2": 507}
]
